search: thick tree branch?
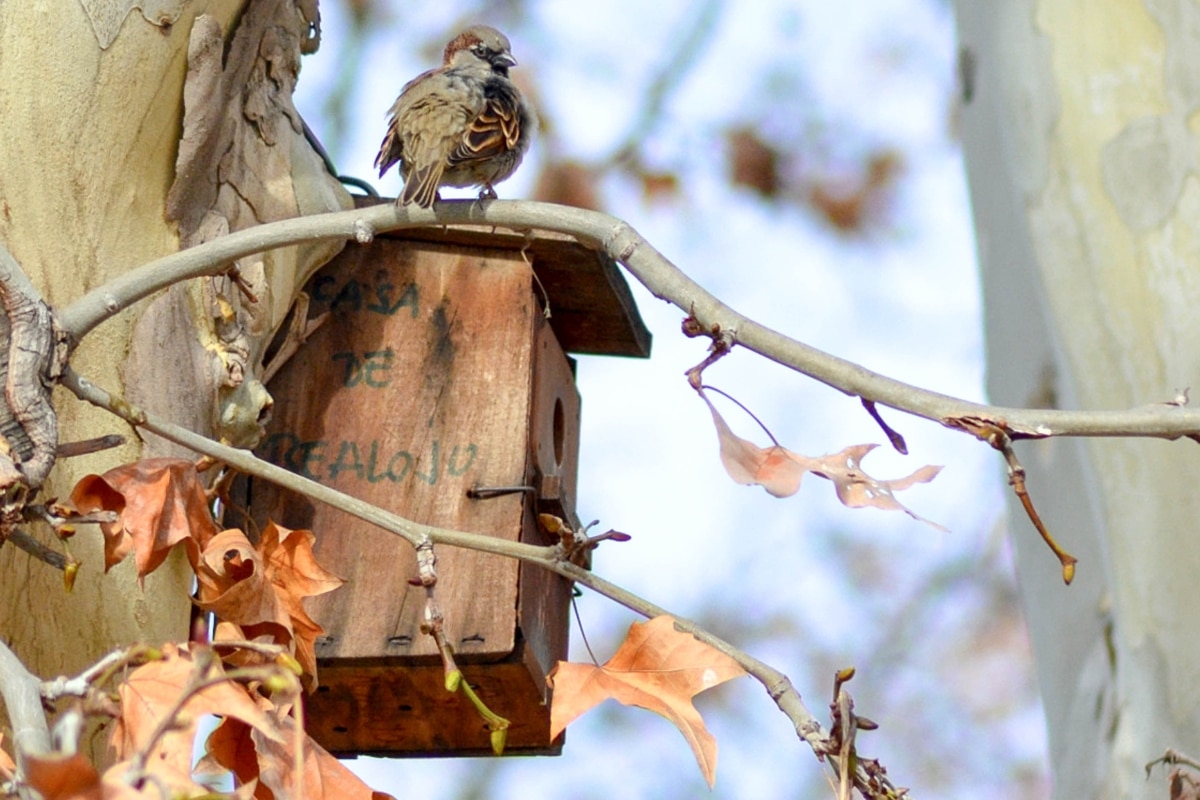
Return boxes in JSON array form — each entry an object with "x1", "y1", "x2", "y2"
[
  {"x1": 59, "y1": 200, "x2": 1200, "y2": 442},
  {"x1": 0, "y1": 244, "x2": 64, "y2": 490}
]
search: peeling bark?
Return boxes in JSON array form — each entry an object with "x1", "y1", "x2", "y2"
[
  {"x1": 0, "y1": 247, "x2": 67, "y2": 497},
  {"x1": 954, "y1": 2, "x2": 1200, "y2": 796},
  {"x1": 127, "y1": 0, "x2": 350, "y2": 453}
]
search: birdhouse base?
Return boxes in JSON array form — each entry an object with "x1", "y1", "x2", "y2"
[{"x1": 307, "y1": 631, "x2": 562, "y2": 757}]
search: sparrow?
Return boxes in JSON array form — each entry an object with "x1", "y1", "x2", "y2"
[{"x1": 375, "y1": 25, "x2": 535, "y2": 208}]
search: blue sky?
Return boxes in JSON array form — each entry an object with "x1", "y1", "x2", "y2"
[{"x1": 292, "y1": 1, "x2": 1048, "y2": 796}]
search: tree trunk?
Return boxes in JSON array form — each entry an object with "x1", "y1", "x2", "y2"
[
  {"x1": 0, "y1": 0, "x2": 347, "y2": 696},
  {"x1": 955, "y1": 2, "x2": 1200, "y2": 796}
]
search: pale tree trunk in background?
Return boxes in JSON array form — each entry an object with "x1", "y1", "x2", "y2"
[
  {"x1": 955, "y1": 2, "x2": 1200, "y2": 797},
  {"x1": 0, "y1": 0, "x2": 347, "y2": 699}
]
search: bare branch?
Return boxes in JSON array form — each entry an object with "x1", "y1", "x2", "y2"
[
  {"x1": 998, "y1": 437, "x2": 1077, "y2": 585},
  {"x1": 41, "y1": 644, "x2": 158, "y2": 702},
  {"x1": 55, "y1": 434, "x2": 125, "y2": 459},
  {"x1": 58, "y1": 201, "x2": 1200, "y2": 442},
  {"x1": 0, "y1": 638, "x2": 51, "y2": 773},
  {"x1": 1, "y1": 529, "x2": 68, "y2": 571}
]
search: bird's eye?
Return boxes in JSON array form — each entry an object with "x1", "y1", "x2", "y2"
[{"x1": 473, "y1": 44, "x2": 487, "y2": 56}]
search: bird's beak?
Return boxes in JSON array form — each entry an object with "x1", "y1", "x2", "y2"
[{"x1": 494, "y1": 51, "x2": 517, "y2": 68}]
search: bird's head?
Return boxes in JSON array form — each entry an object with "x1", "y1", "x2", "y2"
[{"x1": 444, "y1": 25, "x2": 518, "y2": 75}]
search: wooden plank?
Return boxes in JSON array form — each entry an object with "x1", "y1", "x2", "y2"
[
  {"x1": 249, "y1": 241, "x2": 539, "y2": 662},
  {"x1": 351, "y1": 197, "x2": 652, "y2": 358},
  {"x1": 520, "y1": 324, "x2": 578, "y2": 690},
  {"x1": 307, "y1": 641, "x2": 563, "y2": 756}
]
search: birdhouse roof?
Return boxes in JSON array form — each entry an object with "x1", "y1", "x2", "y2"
[{"x1": 381, "y1": 223, "x2": 651, "y2": 358}]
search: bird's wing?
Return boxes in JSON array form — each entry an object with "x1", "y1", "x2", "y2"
[
  {"x1": 394, "y1": 73, "x2": 483, "y2": 206},
  {"x1": 374, "y1": 67, "x2": 445, "y2": 177},
  {"x1": 447, "y1": 80, "x2": 524, "y2": 169}
]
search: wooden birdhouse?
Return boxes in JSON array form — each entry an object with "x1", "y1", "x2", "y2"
[{"x1": 242, "y1": 214, "x2": 650, "y2": 757}]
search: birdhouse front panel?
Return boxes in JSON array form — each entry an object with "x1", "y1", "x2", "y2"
[{"x1": 247, "y1": 236, "x2": 580, "y2": 754}]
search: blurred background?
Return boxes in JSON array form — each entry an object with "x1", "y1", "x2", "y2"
[{"x1": 293, "y1": 1, "x2": 1049, "y2": 796}]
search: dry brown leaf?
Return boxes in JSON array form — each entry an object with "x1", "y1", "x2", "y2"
[
  {"x1": 203, "y1": 710, "x2": 396, "y2": 800},
  {"x1": 69, "y1": 458, "x2": 219, "y2": 579},
  {"x1": 109, "y1": 643, "x2": 282, "y2": 791},
  {"x1": 22, "y1": 752, "x2": 102, "y2": 800},
  {"x1": 533, "y1": 159, "x2": 601, "y2": 210},
  {"x1": 196, "y1": 523, "x2": 342, "y2": 683},
  {"x1": 195, "y1": 529, "x2": 292, "y2": 645},
  {"x1": 638, "y1": 170, "x2": 681, "y2": 202},
  {"x1": 702, "y1": 391, "x2": 945, "y2": 529},
  {"x1": 258, "y1": 521, "x2": 344, "y2": 679},
  {"x1": 547, "y1": 615, "x2": 745, "y2": 788},
  {"x1": 1172, "y1": 769, "x2": 1200, "y2": 800},
  {"x1": 198, "y1": 717, "x2": 260, "y2": 792},
  {"x1": 98, "y1": 758, "x2": 209, "y2": 800}
]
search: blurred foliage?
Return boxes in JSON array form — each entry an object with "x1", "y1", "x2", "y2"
[{"x1": 310, "y1": 0, "x2": 910, "y2": 237}]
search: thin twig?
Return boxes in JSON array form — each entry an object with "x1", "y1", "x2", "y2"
[
  {"x1": 125, "y1": 654, "x2": 294, "y2": 787},
  {"x1": 62, "y1": 368, "x2": 552, "y2": 561},
  {"x1": 995, "y1": 433, "x2": 1077, "y2": 584},
  {"x1": 861, "y1": 398, "x2": 907, "y2": 455},
  {"x1": 553, "y1": 560, "x2": 828, "y2": 753},
  {"x1": 701, "y1": 385, "x2": 781, "y2": 446},
  {"x1": 571, "y1": 594, "x2": 600, "y2": 665},
  {"x1": 41, "y1": 646, "x2": 150, "y2": 701},
  {"x1": 55, "y1": 434, "x2": 125, "y2": 458},
  {"x1": 1147, "y1": 748, "x2": 1200, "y2": 777},
  {"x1": 2, "y1": 529, "x2": 67, "y2": 570}
]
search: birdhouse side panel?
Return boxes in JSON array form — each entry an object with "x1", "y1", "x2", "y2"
[{"x1": 519, "y1": 322, "x2": 580, "y2": 689}]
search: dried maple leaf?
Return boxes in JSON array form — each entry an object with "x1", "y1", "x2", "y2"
[
  {"x1": 198, "y1": 717, "x2": 261, "y2": 791},
  {"x1": 701, "y1": 391, "x2": 945, "y2": 529},
  {"x1": 258, "y1": 521, "x2": 344, "y2": 678},
  {"x1": 1172, "y1": 769, "x2": 1200, "y2": 800},
  {"x1": 70, "y1": 458, "x2": 219, "y2": 579},
  {"x1": 21, "y1": 752, "x2": 101, "y2": 800},
  {"x1": 195, "y1": 529, "x2": 292, "y2": 648},
  {"x1": 196, "y1": 523, "x2": 342, "y2": 683},
  {"x1": 547, "y1": 615, "x2": 746, "y2": 788},
  {"x1": 203, "y1": 709, "x2": 395, "y2": 800},
  {"x1": 109, "y1": 643, "x2": 282, "y2": 791}
]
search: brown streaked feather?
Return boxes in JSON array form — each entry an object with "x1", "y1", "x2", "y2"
[
  {"x1": 448, "y1": 88, "x2": 523, "y2": 168},
  {"x1": 374, "y1": 67, "x2": 443, "y2": 178},
  {"x1": 400, "y1": 162, "x2": 443, "y2": 208}
]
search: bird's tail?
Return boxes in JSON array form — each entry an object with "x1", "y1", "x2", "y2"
[{"x1": 400, "y1": 165, "x2": 442, "y2": 208}]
